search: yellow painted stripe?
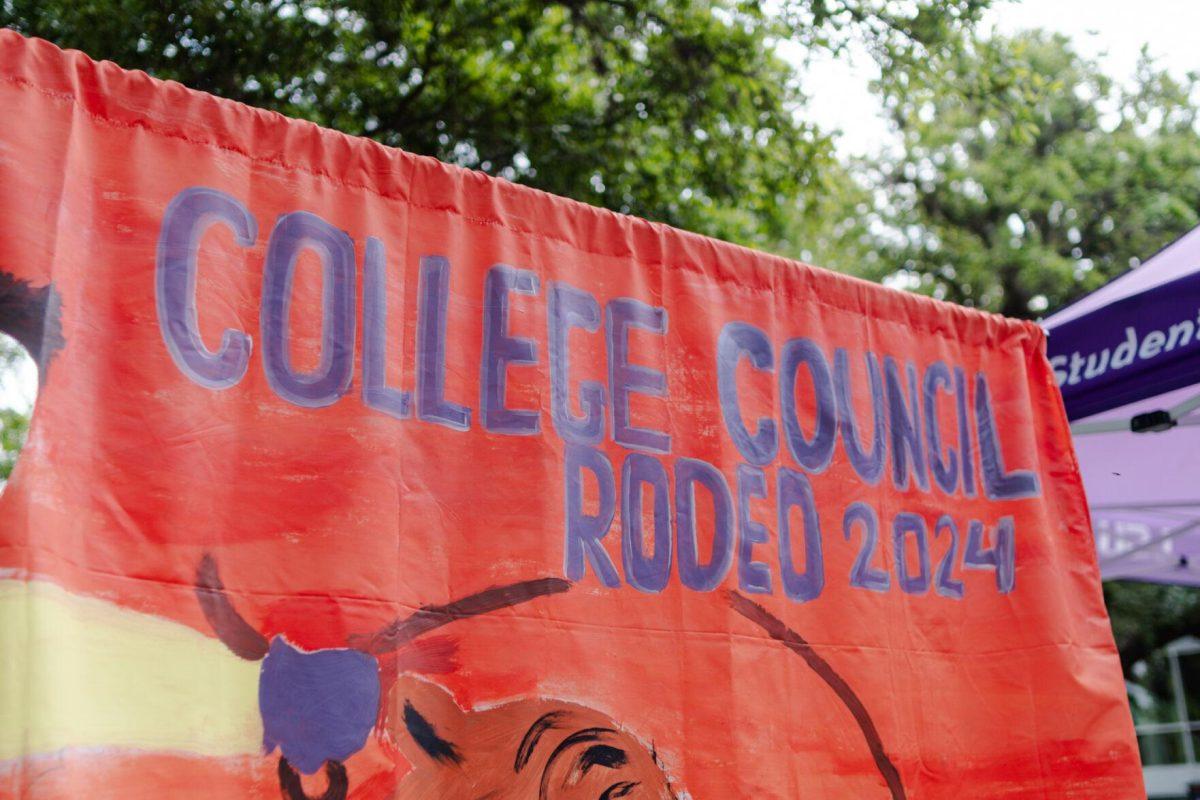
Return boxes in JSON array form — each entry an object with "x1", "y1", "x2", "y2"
[{"x1": 0, "y1": 578, "x2": 262, "y2": 759}]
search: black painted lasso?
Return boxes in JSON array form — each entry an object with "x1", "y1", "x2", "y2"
[
  {"x1": 727, "y1": 590, "x2": 907, "y2": 800},
  {"x1": 277, "y1": 757, "x2": 348, "y2": 800}
]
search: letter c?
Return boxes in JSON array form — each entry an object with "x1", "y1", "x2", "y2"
[
  {"x1": 156, "y1": 187, "x2": 256, "y2": 389},
  {"x1": 717, "y1": 322, "x2": 778, "y2": 466}
]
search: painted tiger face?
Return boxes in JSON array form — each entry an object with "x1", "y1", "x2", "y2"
[
  {"x1": 395, "y1": 677, "x2": 681, "y2": 800},
  {"x1": 194, "y1": 555, "x2": 901, "y2": 800}
]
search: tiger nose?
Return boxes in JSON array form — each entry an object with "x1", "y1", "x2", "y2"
[{"x1": 258, "y1": 637, "x2": 381, "y2": 774}]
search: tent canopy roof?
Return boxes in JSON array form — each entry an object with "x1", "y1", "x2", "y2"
[{"x1": 1045, "y1": 226, "x2": 1200, "y2": 586}]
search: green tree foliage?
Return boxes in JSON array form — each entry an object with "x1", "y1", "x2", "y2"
[
  {"x1": 866, "y1": 30, "x2": 1200, "y2": 671},
  {"x1": 775, "y1": 156, "x2": 879, "y2": 272},
  {"x1": 0, "y1": 0, "x2": 994, "y2": 496},
  {"x1": 1, "y1": 0, "x2": 988, "y2": 249},
  {"x1": 0, "y1": 408, "x2": 28, "y2": 482},
  {"x1": 0, "y1": 337, "x2": 29, "y2": 482},
  {"x1": 0, "y1": 0, "x2": 993, "y2": 486},
  {"x1": 1106, "y1": 581, "x2": 1200, "y2": 675},
  {"x1": 870, "y1": 30, "x2": 1200, "y2": 318},
  {"x1": 7, "y1": 4, "x2": 1196, "y2": 680}
]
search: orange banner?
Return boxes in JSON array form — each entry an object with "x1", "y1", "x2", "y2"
[{"x1": 0, "y1": 31, "x2": 1142, "y2": 799}]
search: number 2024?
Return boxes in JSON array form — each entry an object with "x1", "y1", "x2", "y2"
[{"x1": 842, "y1": 504, "x2": 1015, "y2": 598}]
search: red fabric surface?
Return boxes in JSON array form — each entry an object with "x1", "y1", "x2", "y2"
[{"x1": 0, "y1": 30, "x2": 1142, "y2": 799}]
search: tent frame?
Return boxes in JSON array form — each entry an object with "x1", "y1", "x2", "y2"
[{"x1": 1071, "y1": 390, "x2": 1200, "y2": 436}]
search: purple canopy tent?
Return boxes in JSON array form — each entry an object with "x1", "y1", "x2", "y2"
[{"x1": 1044, "y1": 226, "x2": 1200, "y2": 587}]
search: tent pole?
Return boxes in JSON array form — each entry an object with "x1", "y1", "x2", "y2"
[
  {"x1": 1071, "y1": 391, "x2": 1200, "y2": 436},
  {"x1": 1070, "y1": 418, "x2": 1130, "y2": 435},
  {"x1": 1091, "y1": 501, "x2": 1200, "y2": 511},
  {"x1": 1170, "y1": 391, "x2": 1200, "y2": 421}
]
